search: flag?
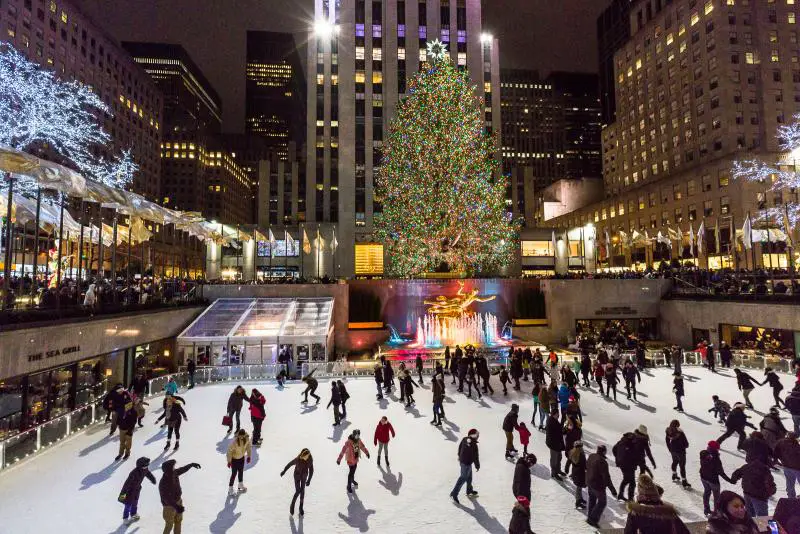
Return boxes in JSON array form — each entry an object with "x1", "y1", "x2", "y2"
[
  {"x1": 302, "y1": 227, "x2": 311, "y2": 254},
  {"x1": 689, "y1": 222, "x2": 695, "y2": 249},
  {"x1": 714, "y1": 219, "x2": 721, "y2": 253},
  {"x1": 268, "y1": 228, "x2": 276, "y2": 257},
  {"x1": 551, "y1": 230, "x2": 557, "y2": 256},
  {"x1": 657, "y1": 231, "x2": 672, "y2": 248},
  {"x1": 285, "y1": 229, "x2": 295, "y2": 256},
  {"x1": 619, "y1": 230, "x2": 629, "y2": 248},
  {"x1": 696, "y1": 221, "x2": 705, "y2": 254},
  {"x1": 330, "y1": 229, "x2": 338, "y2": 252},
  {"x1": 667, "y1": 226, "x2": 680, "y2": 241},
  {"x1": 742, "y1": 214, "x2": 752, "y2": 250},
  {"x1": 631, "y1": 229, "x2": 642, "y2": 243}
]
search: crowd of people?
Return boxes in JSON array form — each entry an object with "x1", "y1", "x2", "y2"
[{"x1": 93, "y1": 341, "x2": 800, "y2": 533}]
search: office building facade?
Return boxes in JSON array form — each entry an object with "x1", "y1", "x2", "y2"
[
  {"x1": 598, "y1": 0, "x2": 633, "y2": 125},
  {"x1": 246, "y1": 31, "x2": 306, "y2": 160},
  {"x1": 548, "y1": 0, "x2": 800, "y2": 270},
  {"x1": 1, "y1": 0, "x2": 163, "y2": 199},
  {"x1": 307, "y1": 0, "x2": 501, "y2": 278}
]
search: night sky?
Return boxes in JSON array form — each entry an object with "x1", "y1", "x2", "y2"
[{"x1": 77, "y1": 0, "x2": 610, "y2": 132}]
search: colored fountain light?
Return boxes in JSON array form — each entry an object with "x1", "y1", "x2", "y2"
[{"x1": 414, "y1": 312, "x2": 501, "y2": 348}]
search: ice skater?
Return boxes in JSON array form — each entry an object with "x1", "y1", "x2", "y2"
[
  {"x1": 280, "y1": 448, "x2": 314, "y2": 516},
  {"x1": 450, "y1": 429, "x2": 480, "y2": 503},
  {"x1": 118, "y1": 456, "x2": 155, "y2": 525},
  {"x1": 586, "y1": 444, "x2": 617, "y2": 528},
  {"x1": 499, "y1": 365, "x2": 510, "y2": 395},
  {"x1": 158, "y1": 460, "x2": 201, "y2": 534},
  {"x1": 623, "y1": 361, "x2": 641, "y2": 401},
  {"x1": 465, "y1": 364, "x2": 481, "y2": 399},
  {"x1": 383, "y1": 358, "x2": 395, "y2": 394},
  {"x1": 337, "y1": 380, "x2": 350, "y2": 418},
  {"x1": 517, "y1": 422, "x2": 532, "y2": 456},
  {"x1": 226, "y1": 429, "x2": 252, "y2": 495},
  {"x1": 373, "y1": 416, "x2": 396, "y2": 467},
  {"x1": 569, "y1": 440, "x2": 587, "y2": 509},
  {"x1": 764, "y1": 367, "x2": 785, "y2": 408},
  {"x1": 225, "y1": 385, "x2": 247, "y2": 433},
  {"x1": 155, "y1": 395, "x2": 187, "y2": 451},
  {"x1": 401, "y1": 368, "x2": 419, "y2": 407},
  {"x1": 734, "y1": 368, "x2": 761, "y2": 409},
  {"x1": 247, "y1": 388, "x2": 266, "y2": 446},
  {"x1": 415, "y1": 354, "x2": 424, "y2": 385},
  {"x1": 133, "y1": 394, "x2": 148, "y2": 428},
  {"x1": 301, "y1": 369, "x2": 321, "y2": 404},
  {"x1": 717, "y1": 402, "x2": 756, "y2": 450},
  {"x1": 115, "y1": 402, "x2": 138, "y2": 461},
  {"x1": 373, "y1": 363, "x2": 384, "y2": 400},
  {"x1": 665, "y1": 419, "x2": 691, "y2": 488},
  {"x1": 545, "y1": 407, "x2": 566, "y2": 480},
  {"x1": 477, "y1": 354, "x2": 494, "y2": 394},
  {"x1": 503, "y1": 404, "x2": 521, "y2": 459},
  {"x1": 709, "y1": 395, "x2": 731, "y2": 424},
  {"x1": 337, "y1": 429, "x2": 370, "y2": 493},
  {"x1": 673, "y1": 373, "x2": 685, "y2": 412},
  {"x1": 512, "y1": 453, "x2": 535, "y2": 501},
  {"x1": 431, "y1": 373, "x2": 446, "y2": 426},
  {"x1": 327, "y1": 382, "x2": 342, "y2": 426}
]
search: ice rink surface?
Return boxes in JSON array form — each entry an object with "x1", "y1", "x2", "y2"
[{"x1": 0, "y1": 367, "x2": 792, "y2": 533}]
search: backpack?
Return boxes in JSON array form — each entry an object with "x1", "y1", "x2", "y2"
[{"x1": 614, "y1": 435, "x2": 637, "y2": 468}]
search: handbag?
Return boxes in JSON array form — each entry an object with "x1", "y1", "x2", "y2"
[
  {"x1": 118, "y1": 492, "x2": 127, "y2": 503},
  {"x1": 222, "y1": 415, "x2": 232, "y2": 426}
]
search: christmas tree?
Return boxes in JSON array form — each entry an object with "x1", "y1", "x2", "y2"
[{"x1": 374, "y1": 41, "x2": 516, "y2": 278}]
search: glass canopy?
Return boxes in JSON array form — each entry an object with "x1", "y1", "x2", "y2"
[{"x1": 178, "y1": 298, "x2": 334, "y2": 345}]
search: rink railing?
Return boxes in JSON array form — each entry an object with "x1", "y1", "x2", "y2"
[{"x1": 0, "y1": 349, "x2": 794, "y2": 472}]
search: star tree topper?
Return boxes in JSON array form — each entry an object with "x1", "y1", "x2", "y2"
[{"x1": 426, "y1": 39, "x2": 449, "y2": 61}]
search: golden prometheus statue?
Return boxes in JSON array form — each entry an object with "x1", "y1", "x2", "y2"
[{"x1": 423, "y1": 281, "x2": 495, "y2": 318}]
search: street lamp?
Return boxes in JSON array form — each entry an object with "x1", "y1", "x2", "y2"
[
  {"x1": 480, "y1": 33, "x2": 493, "y2": 45},
  {"x1": 314, "y1": 20, "x2": 337, "y2": 38}
]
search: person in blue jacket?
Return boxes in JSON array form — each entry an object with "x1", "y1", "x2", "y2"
[{"x1": 558, "y1": 382, "x2": 571, "y2": 423}]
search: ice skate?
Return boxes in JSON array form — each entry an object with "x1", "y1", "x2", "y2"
[
  {"x1": 466, "y1": 490, "x2": 478, "y2": 498},
  {"x1": 123, "y1": 452, "x2": 130, "y2": 460},
  {"x1": 114, "y1": 454, "x2": 122, "y2": 461},
  {"x1": 299, "y1": 505, "x2": 304, "y2": 516},
  {"x1": 229, "y1": 486, "x2": 236, "y2": 496},
  {"x1": 173, "y1": 441, "x2": 180, "y2": 451},
  {"x1": 131, "y1": 515, "x2": 140, "y2": 522},
  {"x1": 450, "y1": 493, "x2": 460, "y2": 504},
  {"x1": 238, "y1": 483, "x2": 247, "y2": 493},
  {"x1": 124, "y1": 517, "x2": 135, "y2": 525},
  {"x1": 163, "y1": 440, "x2": 170, "y2": 451},
  {"x1": 672, "y1": 473, "x2": 680, "y2": 482},
  {"x1": 681, "y1": 479, "x2": 692, "y2": 489}
]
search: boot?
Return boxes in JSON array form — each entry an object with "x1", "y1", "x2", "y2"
[
  {"x1": 377, "y1": 456, "x2": 381, "y2": 467},
  {"x1": 238, "y1": 482, "x2": 247, "y2": 493},
  {"x1": 385, "y1": 457, "x2": 390, "y2": 468},
  {"x1": 681, "y1": 479, "x2": 691, "y2": 489},
  {"x1": 298, "y1": 504, "x2": 304, "y2": 516},
  {"x1": 672, "y1": 472, "x2": 680, "y2": 482},
  {"x1": 114, "y1": 454, "x2": 122, "y2": 461},
  {"x1": 228, "y1": 486, "x2": 236, "y2": 496},
  {"x1": 123, "y1": 452, "x2": 130, "y2": 460},
  {"x1": 164, "y1": 440, "x2": 170, "y2": 451},
  {"x1": 173, "y1": 441, "x2": 180, "y2": 451}
]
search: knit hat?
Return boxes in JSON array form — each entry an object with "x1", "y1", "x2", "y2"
[
  {"x1": 468, "y1": 429, "x2": 480, "y2": 439},
  {"x1": 636, "y1": 474, "x2": 662, "y2": 503},
  {"x1": 734, "y1": 402, "x2": 745, "y2": 409},
  {"x1": 637, "y1": 425, "x2": 648, "y2": 436},
  {"x1": 516, "y1": 495, "x2": 530, "y2": 507},
  {"x1": 573, "y1": 440, "x2": 583, "y2": 447},
  {"x1": 707, "y1": 440, "x2": 720, "y2": 451}
]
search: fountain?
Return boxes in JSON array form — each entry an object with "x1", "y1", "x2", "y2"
[
  {"x1": 500, "y1": 321, "x2": 513, "y2": 341},
  {"x1": 387, "y1": 324, "x2": 409, "y2": 345},
  {"x1": 412, "y1": 312, "x2": 502, "y2": 348}
]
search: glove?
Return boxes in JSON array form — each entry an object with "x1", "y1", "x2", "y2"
[
  {"x1": 175, "y1": 505, "x2": 185, "y2": 514},
  {"x1": 475, "y1": 466, "x2": 480, "y2": 471},
  {"x1": 191, "y1": 463, "x2": 201, "y2": 469},
  {"x1": 227, "y1": 463, "x2": 231, "y2": 468},
  {"x1": 306, "y1": 480, "x2": 311, "y2": 486},
  {"x1": 280, "y1": 471, "x2": 286, "y2": 477},
  {"x1": 366, "y1": 454, "x2": 370, "y2": 459},
  {"x1": 247, "y1": 457, "x2": 251, "y2": 463},
  {"x1": 337, "y1": 460, "x2": 341, "y2": 465}
]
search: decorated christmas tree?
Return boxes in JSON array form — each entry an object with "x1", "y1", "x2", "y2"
[{"x1": 374, "y1": 40, "x2": 516, "y2": 278}]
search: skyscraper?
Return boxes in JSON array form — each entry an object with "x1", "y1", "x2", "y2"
[
  {"x1": 245, "y1": 31, "x2": 305, "y2": 160},
  {"x1": 597, "y1": 0, "x2": 633, "y2": 125},
  {"x1": 307, "y1": 0, "x2": 500, "y2": 278}
]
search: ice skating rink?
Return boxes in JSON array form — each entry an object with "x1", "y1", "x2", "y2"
[{"x1": 0, "y1": 367, "x2": 791, "y2": 533}]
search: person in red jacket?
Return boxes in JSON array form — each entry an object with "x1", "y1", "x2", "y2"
[
  {"x1": 517, "y1": 422, "x2": 532, "y2": 456},
  {"x1": 246, "y1": 388, "x2": 266, "y2": 446},
  {"x1": 373, "y1": 416, "x2": 396, "y2": 467}
]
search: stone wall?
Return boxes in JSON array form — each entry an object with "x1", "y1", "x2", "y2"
[{"x1": 0, "y1": 306, "x2": 204, "y2": 380}]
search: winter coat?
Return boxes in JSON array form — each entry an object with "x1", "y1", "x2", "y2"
[
  {"x1": 338, "y1": 383, "x2": 350, "y2": 402},
  {"x1": 457, "y1": 436, "x2": 480, "y2": 468},
  {"x1": 374, "y1": 366, "x2": 383, "y2": 383},
  {"x1": 118, "y1": 409, "x2": 138, "y2": 434},
  {"x1": 503, "y1": 410, "x2": 520, "y2": 433},
  {"x1": 633, "y1": 432, "x2": 655, "y2": 466},
  {"x1": 518, "y1": 425, "x2": 532, "y2": 446},
  {"x1": 623, "y1": 366, "x2": 641, "y2": 383},
  {"x1": 402, "y1": 373, "x2": 418, "y2": 396},
  {"x1": 759, "y1": 414, "x2": 787, "y2": 450},
  {"x1": 719, "y1": 346, "x2": 733, "y2": 363},
  {"x1": 726, "y1": 408, "x2": 755, "y2": 432},
  {"x1": 159, "y1": 462, "x2": 194, "y2": 510},
  {"x1": 415, "y1": 356, "x2": 423, "y2": 370},
  {"x1": 432, "y1": 378, "x2": 445, "y2": 403},
  {"x1": 665, "y1": 428, "x2": 689, "y2": 454},
  {"x1": 545, "y1": 415, "x2": 565, "y2": 451},
  {"x1": 374, "y1": 421, "x2": 396, "y2": 445},
  {"x1": 120, "y1": 463, "x2": 155, "y2": 505},
  {"x1": 337, "y1": 438, "x2": 369, "y2": 466},
  {"x1": 581, "y1": 356, "x2": 592, "y2": 374},
  {"x1": 156, "y1": 402, "x2": 186, "y2": 427},
  {"x1": 673, "y1": 377, "x2": 685, "y2": 397},
  {"x1": 736, "y1": 371, "x2": 759, "y2": 390},
  {"x1": 586, "y1": 452, "x2": 615, "y2": 492},
  {"x1": 538, "y1": 386, "x2": 551, "y2": 409},
  {"x1": 623, "y1": 501, "x2": 690, "y2": 534},
  {"x1": 500, "y1": 369, "x2": 509, "y2": 384},
  {"x1": 730, "y1": 461, "x2": 776, "y2": 500},
  {"x1": 774, "y1": 437, "x2": 800, "y2": 469},
  {"x1": 327, "y1": 387, "x2": 342, "y2": 408},
  {"x1": 706, "y1": 513, "x2": 760, "y2": 534},
  {"x1": 227, "y1": 390, "x2": 245, "y2": 414},
  {"x1": 613, "y1": 433, "x2": 640, "y2": 471},
  {"x1": 569, "y1": 446, "x2": 587, "y2": 487},
  {"x1": 512, "y1": 457, "x2": 532, "y2": 499},
  {"x1": 742, "y1": 436, "x2": 772, "y2": 465},
  {"x1": 248, "y1": 392, "x2": 266, "y2": 420},
  {"x1": 282, "y1": 455, "x2": 314, "y2": 484},
  {"x1": 764, "y1": 371, "x2": 783, "y2": 391},
  {"x1": 564, "y1": 423, "x2": 582, "y2": 452},
  {"x1": 164, "y1": 380, "x2": 179, "y2": 396},
  {"x1": 131, "y1": 377, "x2": 148, "y2": 396},
  {"x1": 699, "y1": 449, "x2": 730, "y2": 484},
  {"x1": 508, "y1": 502, "x2": 533, "y2": 534},
  {"x1": 786, "y1": 387, "x2": 800, "y2": 416},
  {"x1": 557, "y1": 384, "x2": 570, "y2": 408},
  {"x1": 226, "y1": 435, "x2": 252, "y2": 463},
  {"x1": 605, "y1": 365, "x2": 618, "y2": 385}
]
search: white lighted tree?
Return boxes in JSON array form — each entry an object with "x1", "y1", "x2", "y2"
[{"x1": 732, "y1": 114, "x2": 800, "y2": 232}]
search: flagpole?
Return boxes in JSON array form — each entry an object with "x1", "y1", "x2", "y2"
[
  {"x1": 316, "y1": 226, "x2": 320, "y2": 279},
  {"x1": 268, "y1": 225, "x2": 273, "y2": 280},
  {"x1": 300, "y1": 224, "x2": 304, "y2": 279},
  {"x1": 252, "y1": 228, "x2": 257, "y2": 282},
  {"x1": 284, "y1": 228, "x2": 288, "y2": 275},
  {"x1": 730, "y1": 212, "x2": 737, "y2": 271},
  {"x1": 333, "y1": 224, "x2": 337, "y2": 280},
  {"x1": 785, "y1": 204, "x2": 795, "y2": 274}
]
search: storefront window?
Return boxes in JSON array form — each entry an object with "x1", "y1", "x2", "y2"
[
  {"x1": 0, "y1": 376, "x2": 24, "y2": 440},
  {"x1": 135, "y1": 341, "x2": 176, "y2": 378},
  {"x1": 521, "y1": 241, "x2": 554, "y2": 257},
  {"x1": 75, "y1": 358, "x2": 107, "y2": 407},
  {"x1": 722, "y1": 324, "x2": 796, "y2": 358},
  {"x1": 27, "y1": 366, "x2": 74, "y2": 428}
]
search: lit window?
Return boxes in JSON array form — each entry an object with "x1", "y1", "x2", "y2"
[
  {"x1": 484, "y1": 82, "x2": 492, "y2": 93},
  {"x1": 521, "y1": 241, "x2": 554, "y2": 257},
  {"x1": 373, "y1": 48, "x2": 382, "y2": 61},
  {"x1": 317, "y1": 73, "x2": 324, "y2": 84},
  {"x1": 61, "y1": 11, "x2": 67, "y2": 23},
  {"x1": 419, "y1": 49, "x2": 427, "y2": 62},
  {"x1": 727, "y1": 0, "x2": 735, "y2": 4},
  {"x1": 635, "y1": 58, "x2": 642, "y2": 69},
  {"x1": 372, "y1": 71, "x2": 382, "y2": 84},
  {"x1": 772, "y1": 50, "x2": 780, "y2": 62},
  {"x1": 666, "y1": 33, "x2": 674, "y2": 45},
  {"x1": 790, "y1": 12, "x2": 797, "y2": 23},
  {"x1": 355, "y1": 71, "x2": 365, "y2": 83},
  {"x1": 704, "y1": 1, "x2": 714, "y2": 15},
  {"x1": 745, "y1": 52, "x2": 755, "y2": 64},
  {"x1": 354, "y1": 243, "x2": 384, "y2": 275},
  {"x1": 691, "y1": 12, "x2": 700, "y2": 26},
  {"x1": 398, "y1": 47, "x2": 405, "y2": 60},
  {"x1": 355, "y1": 46, "x2": 364, "y2": 60}
]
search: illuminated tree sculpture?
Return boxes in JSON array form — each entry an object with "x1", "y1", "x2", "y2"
[
  {"x1": 375, "y1": 41, "x2": 516, "y2": 277},
  {"x1": 732, "y1": 114, "x2": 800, "y2": 232}
]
